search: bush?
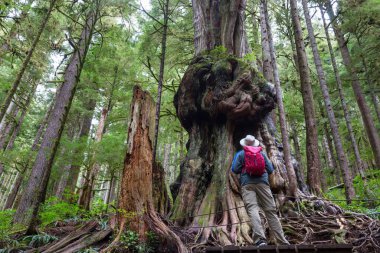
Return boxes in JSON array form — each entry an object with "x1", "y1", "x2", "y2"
[
  {"x1": 22, "y1": 233, "x2": 57, "y2": 247},
  {"x1": 324, "y1": 172, "x2": 380, "y2": 217},
  {"x1": 0, "y1": 210, "x2": 14, "y2": 243},
  {"x1": 39, "y1": 197, "x2": 80, "y2": 226},
  {"x1": 119, "y1": 230, "x2": 158, "y2": 253}
]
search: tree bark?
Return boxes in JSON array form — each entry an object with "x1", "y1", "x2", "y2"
[
  {"x1": 0, "y1": 0, "x2": 57, "y2": 123},
  {"x1": 324, "y1": 0, "x2": 380, "y2": 168},
  {"x1": 290, "y1": 120, "x2": 308, "y2": 193},
  {"x1": 3, "y1": 167, "x2": 25, "y2": 210},
  {"x1": 13, "y1": 4, "x2": 99, "y2": 231},
  {"x1": 259, "y1": 2, "x2": 274, "y2": 84},
  {"x1": 171, "y1": 0, "x2": 286, "y2": 245},
  {"x1": 289, "y1": 0, "x2": 322, "y2": 195},
  {"x1": 319, "y1": 5, "x2": 365, "y2": 181},
  {"x1": 0, "y1": 101, "x2": 16, "y2": 135},
  {"x1": 66, "y1": 98, "x2": 97, "y2": 195},
  {"x1": 261, "y1": 0, "x2": 298, "y2": 198},
  {"x1": 192, "y1": 0, "x2": 250, "y2": 57},
  {"x1": 109, "y1": 86, "x2": 186, "y2": 253},
  {"x1": 152, "y1": 0, "x2": 169, "y2": 164},
  {"x1": 78, "y1": 107, "x2": 108, "y2": 210},
  {"x1": 0, "y1": 106, "x2": 19, "y2": 150},
  {"x1": 302, "y1": 0, "x2": 354, "y2": 203}
]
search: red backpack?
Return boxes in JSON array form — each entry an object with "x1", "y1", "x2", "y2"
[{"x1": 243, "y1": 146, "x2": 266, "y2": 176}]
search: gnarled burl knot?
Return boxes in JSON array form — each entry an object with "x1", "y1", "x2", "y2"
[{"x1": 174, "y1": 55, "x2": 276, "y2": 130}]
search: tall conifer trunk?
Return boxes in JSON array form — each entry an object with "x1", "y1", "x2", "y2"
[
  {"x1": 319, "y1": 5, "x2": 365, "y2": 180},
  {"x1": 78, "y1": 107, "x2": 108, "y2": 209},
  {"x1": 13, "y1": 3, "x2": 100, "y2": 232},
  {"x1": 324, "y1": 0, "x2": 380, "y2": 168},
  {"x1": 261, "y1": 0, "x2": 298, "y2": 197},
  {"x1": 301, "y1": 0, "x2": 354, "y2": 203},
  {"x1": 289, "y1": 0, "x2": 322, "y2": 195},
  {"x1": 66, "y1": 98, "x2": 97, "y2": 195}
]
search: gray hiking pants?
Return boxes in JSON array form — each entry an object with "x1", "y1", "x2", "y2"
[{"x1": 241, "y1": 183, "x2": 289, "y2": 245}]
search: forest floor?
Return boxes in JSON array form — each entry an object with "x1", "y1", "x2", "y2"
[{"x1": 4, "y1": 197, "x2": 380, "y2": 253}]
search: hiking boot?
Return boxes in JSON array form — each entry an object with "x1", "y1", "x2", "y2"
[{"x1": 255, "y1": 239, "x2": 267, "y2": 247}]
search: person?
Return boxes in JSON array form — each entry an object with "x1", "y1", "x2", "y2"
[{"x1": 231, "y1": 135, "x2": 289, "y2": 246}]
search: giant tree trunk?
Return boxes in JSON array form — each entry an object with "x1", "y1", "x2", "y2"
[
  {"x1": 108, "y1": 86, "x2": 186, "y2": 253},
  {"x1": 13, "y1": 4, "x2": 99, "y2": 232},
  {"x1": 289, "y1": 0, "x2": 322, "y2": 195},
  {"x1": 324, "y1": 0, "x2": 380, "y2": 168},
  {"x1": 0, "y1": 0, "x2": 57, "y2": 123},
  {"x1": 171, "y1": 1, "x2": 289, "y2": 246},
  {"x1": 301, "y1": 0, "x2": 354, "y2": 203}
]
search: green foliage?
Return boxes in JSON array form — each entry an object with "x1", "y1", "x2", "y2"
[
  {"x1": 119, "y1": 230, "x2": 158, "y2": 253},
  {"x1": 76, "y1": 248, "x2": 99, "y2": 253},
  {"x1": 22, "y1": 233, "x2": 58, "y2": 247},
  {"x1": 0, "y1": 210, "x2": 14, "y2": 243},
  {"x1": 325, "y1": 172, "x2": 380, "y2": 217},
  {"x1": 39, "y1": 197, "x2": 80, "y2": 226}
]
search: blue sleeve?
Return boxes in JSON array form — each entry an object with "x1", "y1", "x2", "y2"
[
  {"x1": 262, "y1": 152, "x2": 274, "y2": 174},
  {"x1": 231, "y1": 151, "x2": 244, "y2": 174}
]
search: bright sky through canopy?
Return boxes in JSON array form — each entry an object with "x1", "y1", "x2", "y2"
[{"x1": 140, "y1": 0, "x2": 152, "y2": 11}]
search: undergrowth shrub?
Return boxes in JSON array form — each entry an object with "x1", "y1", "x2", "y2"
[
  {"x1": 0, "y1": 210, "x2": 21, "y2": 249},
  {"x1": 325, "y1": 171, "x2": 380, "y2": 217},
  {"x1": 39, "y1": 197, "x2": 80, "y2": 226},
  {"x1": 0, "y1": 210, "x2": 14, "y2": 243},
  {"x1": 119, "y1": 230, "x2": 158, "y2": 253},
  {"x1": 22, "y1": 233, "x2": 58, "y2": 247}
]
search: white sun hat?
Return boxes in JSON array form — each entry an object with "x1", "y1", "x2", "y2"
[{"x1": 239, "y1": 135, "x2": 260, "y2": 147}]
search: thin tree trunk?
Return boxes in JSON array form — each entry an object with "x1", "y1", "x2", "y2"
[
  {"x1": 7, "y1": 100, "x2": 53, "y2": 209},
  {"x1": 0, "y1": 101, "x2": 16, "y2": 134},
  {"x1": 5, "y1": 79, "x2": 38, "y2": 150},
  {"x1": 324, "y1": 0, "x2": 380, "y2": 168},
  {"x1": 152, "y1": 0, "x2": 169, "y2": 164},
  {"x1": 78, "y1": 107, "x2": 108, "y2": 210},
  {"x1": 261, "y1": 0, "x2": 298, "y2": 198},
  {"x1": 290, "y1": 120, "x2": 308, "y2": 193},
  {"x1": 66, "y1": 98, "x2": 96, "y2": 194},
  {"x1": 289, "y1": 0, "x2": 322, "y2": 195},
  {"x1": 3, "y1": 167, "x2": 25, "y2": 210},
  {"x1": 259, "y1": 2, "x2": 277, "y2": 133},
  {"x1": 319, "y1": 5, "x2": 366, "y2": 180},
  {"x1": 302, "y1": 0, "x2": 354, "y2": 203},
  {"x1": 13, "y1": 4, "x2": 99, "y2": 232},
  {"x1": 355, "y1": 37, "x2": 380, "y2": 125},
  {"x1": 324, "y1": 124, "x2": 341, "y2": 185},
  {"x1": 0, "y1": 0, "x2": 57, "y2": 123},
  {"x1": 0, "y1": 107, "x2": 19, "y2": 150},
  {"x1": 372, "y1": 94, "x2": 380, "y2": 123},
  {"x1": 259, "y1": 3, "x2": 274, "y2": 83}
]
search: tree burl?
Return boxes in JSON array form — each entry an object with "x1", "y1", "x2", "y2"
[{"x1": 175, "y1": 54, "x2": 276, "y2": 131}]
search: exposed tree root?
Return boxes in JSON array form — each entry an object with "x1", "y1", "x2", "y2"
[{"x1": 23, "y1": 221, "x2": 112, "y2": 253}]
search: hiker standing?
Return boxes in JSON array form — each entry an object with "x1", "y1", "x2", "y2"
[{"x1": 231, "y1": 135, "x2": 289, "y2": 246}]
